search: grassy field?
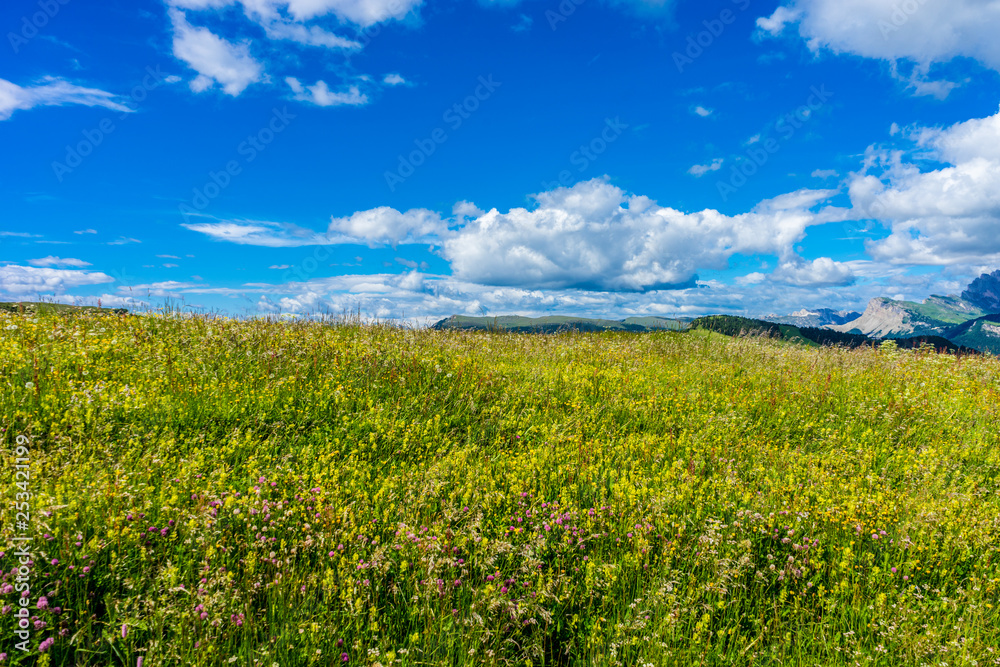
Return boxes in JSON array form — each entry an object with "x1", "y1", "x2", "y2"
[{"x1": 1, "y1": 311, "x2": 999, "y2": 666}]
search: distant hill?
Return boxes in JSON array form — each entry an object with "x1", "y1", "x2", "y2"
[
  {"x1": 764, "y1": 308, "x2": 861, "y2": 328},
  {"x1": 945, "y1": 313, "x2": 1000, "y2": 354},
  {"x1": 0, "y1": 301, "x2": 128, "y2": 315},
  {"x1": 689, "y1": 315, "x2": 814, "y2": 345},
  {"x1": 431, "y1": 314, "x2": 688, "y2": 333},
  {"x1": 692, "y1": 314, "x2": 976, "y2": 354}
]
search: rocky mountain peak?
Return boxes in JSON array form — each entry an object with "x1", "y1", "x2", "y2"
[{"x1": 962, "y1": 270, "x2": 1000, "y2": 313}]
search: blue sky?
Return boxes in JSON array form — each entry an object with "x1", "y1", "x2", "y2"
[{"x1": 2, "y1": 0, "x2": 1000, "y2": 320}]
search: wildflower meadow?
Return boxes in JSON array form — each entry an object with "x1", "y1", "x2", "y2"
[{"x1": 1, "y1": 310, "x2": 998, "y2": 666}]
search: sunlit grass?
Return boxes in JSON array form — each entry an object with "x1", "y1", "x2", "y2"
[{"x1": 1, "y1": 311, "x2": 998, "y2": 666}]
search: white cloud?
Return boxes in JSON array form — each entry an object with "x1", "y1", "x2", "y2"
[
  {"x1": 770, "y1": 257, "x2": 856, "y2": 286},
  {"x1": 286, "y1": 77, "x2": 368, "y2": 106},
  {"x1": 169, "y1": 8, "x2": 264, "y2": 96},
  {"x1": 126, "y1": 280, "x2": 206, "y2": 298},
  {"x1": 692, "y1": 105, "x2": 714, "y2": 117},
  {"x1": 757, "y1": 0, "x2": 1000, "y2": 95},
  {"x1": 688, "y1": 158, "x2": 724, "y2": 177},
  {"x1": 73, "y1": 229, "x2": 98, "y2": 235},
  {"x1": 736, "y1": 272, "x2": 767, "y2": 285},
  {"x1": 0, "y1": 77, "x2": 133, "y2": 121},
  {"x1": 282, "y1": 0, "x2": 420, "y2": 26},
  {"x1": 27, "y1": 256, "x2": 92, "y2": 268},
  {"x1": 811, "y1": 169, "x2": 838, "y2": 179},
  {"x1": 108, "y1": 237, "x2": 141, "y2": 245},
  {"x1": 182, "y1": 219, "x2": 331, "y2": 247},
  {"x1": 328, "y1": 207, "x2": 446, "y2": 246},
  {"x1": 382, "y1": 73, "x2": 406, "y2": 86},
  {"x1": 846, "y1": 106, "x2": 1000, "y2": 267},
  {"x1": 182, "y1": 178, "x2": 849, "y2": 294},
  {"x1": 259, "y1": 20, "x2": 360, "y2": 49},
  {"x1": 440, "y1": 179, "x2": 844, "y2": 292},
  {"x1": 755, "y1": 6, "x2": 802, "y2": 36},
  {"x1": 168, "y1": 0, "x2": 421, "y2": 30},
  {"x1": 0, "y1": 265, "x2": 113, "y2": 295}
]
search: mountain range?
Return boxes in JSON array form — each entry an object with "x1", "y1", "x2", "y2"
[
  {"x1": 431, "y1": 270, "x2": 1000, "y2": 355},
  {"x1": 816, "y1": 270, "x2": 1000, "y2": 354}
]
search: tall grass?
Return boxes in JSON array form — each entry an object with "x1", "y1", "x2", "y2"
[{"x1": 1, "y1": 312, "x2": 998, "y2": 666}]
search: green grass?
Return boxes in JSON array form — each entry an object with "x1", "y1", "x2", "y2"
[{"x1": 1, "y1": 311, "x2": 998, "y2": 666}]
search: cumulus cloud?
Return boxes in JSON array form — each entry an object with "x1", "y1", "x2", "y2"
[
  {"x1": 440, "y1": 179, "x2": 844, "y2": 292},
  {"x1": 169, "y1": 8, "x2": 264, "y2": 96},
  {"x1": 0, "y1": 77, "x2": 133, "y2": 121},
  {"x1": 770, "y1": 257, "x2": 856, "y2": 286},
  {"x1": 757, "y1": 0, "x2": 1000, "y2": 95},
  {"x1": 0, "y1": 265, "x2": 113, "y2": 295},
  {"x1": 327, "y1": 207, "x2": 446, "y2": 246},
  {"x1": 286, "y1": 77, "x2": 368, "y2": 106},
  {"x1": 183, "y1": 178, "x2": 849, "y2": 294},
  {"x1": 846, "y1": 106, "x2": 1000, "y2": 267}
]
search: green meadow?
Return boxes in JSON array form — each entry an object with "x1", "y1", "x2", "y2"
[{"x1": 1, "y1": 311, "x2": 998, "y2": 666}]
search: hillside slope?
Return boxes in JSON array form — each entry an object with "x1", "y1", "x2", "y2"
[
  {"x1": 431, "y1": 314, "x2": 688, "y2": 333},
  {"x1": 693, "y1": 314, "x2": 976, "y2": 353},
  {"x1": 946, "y1": 313, "x2": 1000, "y2": 354}
]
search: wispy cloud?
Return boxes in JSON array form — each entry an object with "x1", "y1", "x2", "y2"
[
  {"x1": 0, "y1": 77, "x2": 133, "y2": 121},
  {"x1": 28, "y1": 256, "x2": 92, "y2": 268},
  {"x1": 688, "y1": 158, "x2": 724, "y2": 177}
]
